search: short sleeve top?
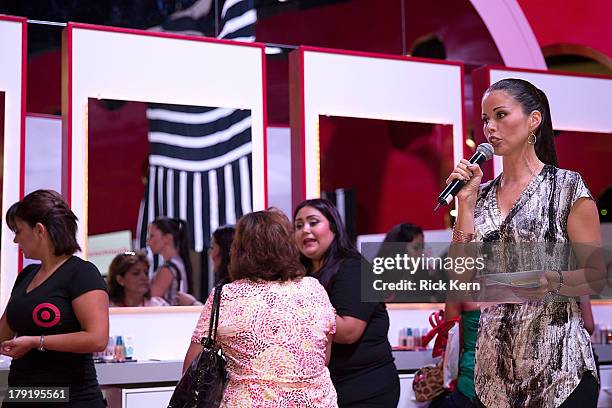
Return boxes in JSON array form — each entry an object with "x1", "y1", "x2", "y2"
[
  {"x1": 473, "y1": 166, "x2": 597, "y2": 408},
  {"x1": 324, "y1": 258, "x2": 395, "y2": 384},
  {"x1": 6, "y1": 256, "x2": 107, "y2": 387},
  {"x1": 191, "y1": 277, "x2": 337, "y2": 407}
]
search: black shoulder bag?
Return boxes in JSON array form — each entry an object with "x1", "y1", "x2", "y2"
[{"x1": 168, "y1": 284, "x2": 228, "y2": 408}]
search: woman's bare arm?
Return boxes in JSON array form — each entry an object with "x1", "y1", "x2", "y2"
[
  {"x1": 334, "y1": 315, "x2": 367, "y2": 344},
  {"x1": 150, "y1": 266, "x2": 174, "y2": 298}
]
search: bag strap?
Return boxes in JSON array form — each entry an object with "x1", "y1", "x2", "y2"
[
  {"x1": 203, "y1": 284, "x2": 224, "y2": 348},
  {"x1": 164, "y1": 260, "x2": 183, "y2": 292}
]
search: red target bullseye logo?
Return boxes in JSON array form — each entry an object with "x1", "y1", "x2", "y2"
[{"x1": 32, "y1": 303, "x2": 61, "y2": 328}]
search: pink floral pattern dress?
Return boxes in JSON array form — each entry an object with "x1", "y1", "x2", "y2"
[{"x1": 191, "y1": 276, "x2": 338, "y2": 407}]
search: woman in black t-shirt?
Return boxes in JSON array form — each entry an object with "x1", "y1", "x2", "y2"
[
  {"x1": 294, "y1": 198, "x2": 400, "y2": 407},
  {"x1": 0, "y1": 190, "x2": 109, "y2": 407}
]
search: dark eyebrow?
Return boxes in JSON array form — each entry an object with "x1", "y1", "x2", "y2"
[{"x1": 493, "y1": 106, "x2": 508, "y2": 111}]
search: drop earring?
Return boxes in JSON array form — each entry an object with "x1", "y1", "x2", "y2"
[{"x1": 527, "y1": 131, "x2": 537, "y2": 145}]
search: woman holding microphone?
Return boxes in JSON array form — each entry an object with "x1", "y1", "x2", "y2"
[{"x1": 447, "y1": 78, "x2": 602, "y2": 407}]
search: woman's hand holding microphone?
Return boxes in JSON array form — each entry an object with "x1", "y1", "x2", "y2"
[
  {"x1": 445, "y1": 159, "x2": 483, "y2": 204},
  {"x1": 445, "y1": 159, "x2": 485, "y2": 244}
]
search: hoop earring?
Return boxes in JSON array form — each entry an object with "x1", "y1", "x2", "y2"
[{"x1": 527, "y1": 132, "x2": 537, "y2": 145}]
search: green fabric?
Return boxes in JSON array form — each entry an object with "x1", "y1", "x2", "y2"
[{"x1": 456, "y1": 309, "x2": 480, "y2": 399}]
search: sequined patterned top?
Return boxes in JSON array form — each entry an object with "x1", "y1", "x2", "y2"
[
  {"x1": 473, "y1": 165, "x2": 597, "y2": 408},
  {"x1": 191, "y1": 277, "x2": 338, "y2": 408}
]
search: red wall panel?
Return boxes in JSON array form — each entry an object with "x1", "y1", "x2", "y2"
[
  {"x1": 518, "y1": 0, "x2": 612, "y2": 63},
  {"x1": 319, "y1": 116, "x2": 453, "y2": 234},
  {"x1": 87, "y1": 100, "x2": 149, "y2": 237},
  {"x1": 556, "y1": 130, "x2": 612, "y2": 199}
]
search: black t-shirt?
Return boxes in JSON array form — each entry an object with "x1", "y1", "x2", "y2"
[
  {"x1": 325, "y1": 257, "x2": 396, "y2": 391},
  {"x1": 5, "y1": 256, "x2": 107, "y2": 393}
]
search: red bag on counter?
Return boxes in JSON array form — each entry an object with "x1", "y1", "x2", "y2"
[{"x1": 412, "y1": 310, "x2": 461, "y2": 402}]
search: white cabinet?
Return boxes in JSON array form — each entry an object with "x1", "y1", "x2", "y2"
[
  {"x1": 398, "y1": 374, "x2": 430, "y2": 408},
  {"x1": 105, "y1": 386, "x2": 175, "y2": 408},
  {"x1": 598, "y1": 366, "x2": 612, "y2": 408}
]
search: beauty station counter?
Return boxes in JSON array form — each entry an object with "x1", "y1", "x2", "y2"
[
  {"x1": 0, "y1": 350, "x2": 434, "y2": 407},
  {"x1": 2, "y1": 304, "x2": 612, "y2": 407},
  {"x1": 2, "y1": 348, "x2": 612, "y2": 408},
  {"x1": 0, "y1": 351, "x2": 433, "y2": 407}
]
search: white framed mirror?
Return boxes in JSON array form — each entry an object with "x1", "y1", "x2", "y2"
[
  {"x1": 63, "y1": 22, "x2": 267, "y2": 309},
  {"x1": 0, "y1": 16, "x2": 27, "y2": 310}
]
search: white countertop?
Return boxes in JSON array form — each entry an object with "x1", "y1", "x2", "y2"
[
  {"x1": 95, "y1": 359, "x2": 183, "y2": 386},
  {"x1": 0, "y1": 345, "x2": 611, "y2": 387}
]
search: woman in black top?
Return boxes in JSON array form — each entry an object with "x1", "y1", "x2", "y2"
[
  {"x1": 0, "y1": 190, "x2": 109, "y2": 407},
  {"x1": 294, "y1": 198, "x2": 400, "y2": 407}
]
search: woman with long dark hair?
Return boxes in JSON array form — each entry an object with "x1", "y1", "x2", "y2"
[
  {"x1": 294, "y1": 199, "x2": 400, "y2": 407},
  {"x1": 381, "y1": 223, "x2": 424, "y2": 254},
  {"x1": 447, "y1": 78, "x2": 603, "y2": 407},
  {"x1": 147, "y1": 217, "x2": 194, "y2": 305}
]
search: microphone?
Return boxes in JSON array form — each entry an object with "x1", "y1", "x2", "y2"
[{"x1": 434, "y1": 143, "x2": 494, "y2": 212}]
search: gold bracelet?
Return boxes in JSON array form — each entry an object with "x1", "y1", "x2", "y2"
[{"x1": 452, "y1": 228, "x2": 475, "y2": 243}]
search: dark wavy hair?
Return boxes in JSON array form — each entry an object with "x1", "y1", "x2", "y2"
[
  {"x1": 293, "y1": 198, "x2": 360, "y2": 288},
  {"x1": 486, "y1": 78, "x2": 558, "y2": 166},
  {"x1": 383, "y1": 223, "x2": 423, "y2": 243},
  {"x1": 212, "y1": 225, "x2": 235, "y2": 285},
  {"x1": 107, "y1": 251, "x2": 150, "y2": 304},
  {"x1": 151, "y1": 217, "x2": 193, "y2": 291},
  {"x1": 6, "y1": 189, "x2": 80, "y2": 256},
  {"x1": 230, "y1": 209, "x2": 305, "y2": 282},
  {"x1": 376, "y1": 222, "x2": 424, "y2": 260}
]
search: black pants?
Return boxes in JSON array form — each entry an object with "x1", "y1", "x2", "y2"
[
  {"x1": 430, "y1": 389, "x2": 478, "y2": 408},
  {"x1": 339, "y1": 379, "x2": 400, "y2": 408},
  {"x1": 335, "y1": 363, "x2": 400, "y2": 407},
  {"x1": 474, "y1": 372, "x2": 599, "y2": 408},
  {"x1": 558, "y1": 372, "x2": 599, "y2": 408}
]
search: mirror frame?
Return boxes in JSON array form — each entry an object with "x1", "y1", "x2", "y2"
[
  {"x1": 474, "y1": 65, "x2": 612, "y2": 176},
  {"x1": 289, "y1": 46, "x2": 466, "y2": 208},
  {"x1": 0, "y1": 15, "x2": 27, "y2": 309},
  {"x1": 63, "y1": 23, "x2": 267, "y2": 310},
  {"x1": 63, "y1": 22, "x2": 268, "y2": 251}
]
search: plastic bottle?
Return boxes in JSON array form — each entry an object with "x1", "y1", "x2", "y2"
[
  {"x1": 421, "y1": 328, "x2": 430, "y2": 348},
  {"x1": 413, "y1": 328, "x2": 421, "y2": 348},
  {"x1": 103, "y1": 336, "x2": 115, "y2": 362},
  {"x1": 124, "y1": 336, "x2": 135, "y2": 360},
  {"x1": 405, "y1": 328, "x2": 414, "y2": 349},
  {"x1": 399, "y1": 328, "x2": 407, "y2": 347},
  {"x1": 114, "y1": 335, "x2": 125, "y2": 362}
]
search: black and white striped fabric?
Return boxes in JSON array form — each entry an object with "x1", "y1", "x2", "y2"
[
  {"x1": 137, "y1": 0, "x2": 257, "y2": 252},
  {"x1": 152, "y1": 0, "x2": 256, "y2": 41}
]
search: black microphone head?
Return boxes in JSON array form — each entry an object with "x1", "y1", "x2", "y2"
[{"x1": 476, "y1": 143, "x2": 494, "y2": 161}]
